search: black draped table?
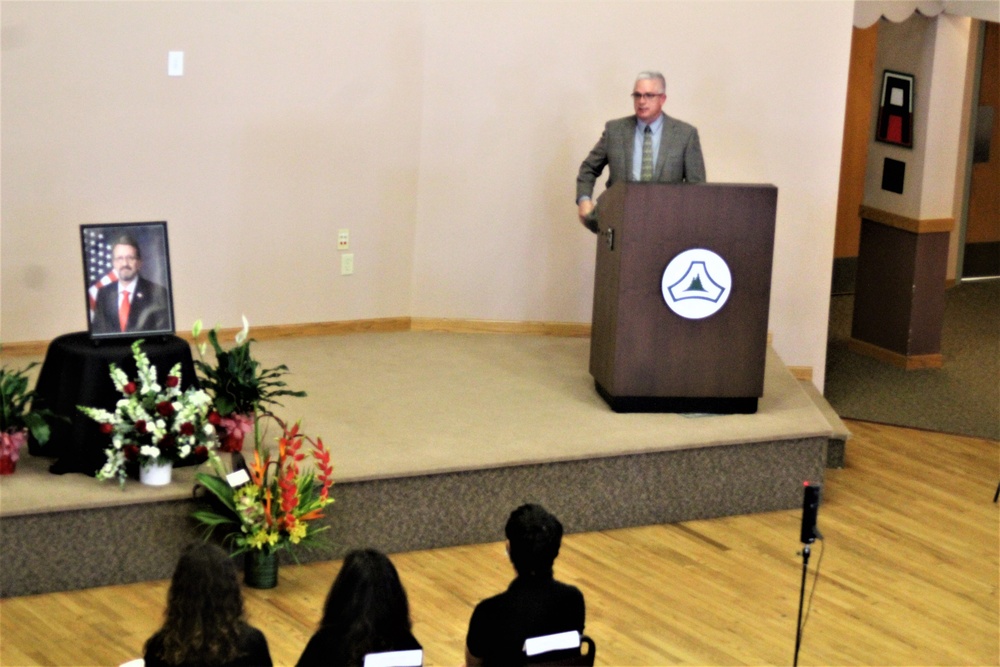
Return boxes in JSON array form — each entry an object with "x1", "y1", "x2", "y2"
[{"x1": 29, "y1": 332, "x2": 197, "y2": 475}]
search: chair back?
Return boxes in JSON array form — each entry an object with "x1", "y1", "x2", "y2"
[
  {"x1": 362, "y1": 648, "x2": 423, "y2": 667},
  {"x1": 524, "y1": 631, "x2": 596, "y2": 666}
]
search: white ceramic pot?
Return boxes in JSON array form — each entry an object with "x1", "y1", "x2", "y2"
[{"x1": 139, "y1": 459, "x2": 173, "y2": 486}]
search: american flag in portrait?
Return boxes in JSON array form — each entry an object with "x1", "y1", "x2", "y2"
[{"x1": 84, "y1": 228, "x2": 118, "y2": 320}]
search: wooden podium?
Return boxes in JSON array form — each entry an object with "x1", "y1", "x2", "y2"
[{"x1": 589, "y1": 182, "x2": 778, "y2": 413}]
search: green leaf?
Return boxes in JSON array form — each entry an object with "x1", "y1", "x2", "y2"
[
  {"x1": 189, "y1": 510, "x2": 237, "y2": 528},
  {"x1": 194, "y1": 472, "x2": 238, "y2": 513},
  {"x1": 22, "y1": 412, "x2": 51, "y2": 445},
  {"x1": 1, "y1": 362, "x2": 58, "y2": 436}
]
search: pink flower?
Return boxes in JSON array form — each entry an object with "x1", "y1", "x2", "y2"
[
  {"x1": 0, "y1": 430, "x2": 28, "y2": 463},
  {"x1": 218, "y1": 413, "x2": 254, "y2": 453}
]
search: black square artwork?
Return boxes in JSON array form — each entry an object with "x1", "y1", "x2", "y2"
[{"x1": 881, "y1": 157, "x2": 905, "y2": 194}]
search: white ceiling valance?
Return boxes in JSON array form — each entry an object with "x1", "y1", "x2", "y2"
[{"x1": 854, "y1": 0, "x2": 1000, "y2": 28}]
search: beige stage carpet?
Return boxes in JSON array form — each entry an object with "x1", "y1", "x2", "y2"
[{"x1": 1, "y1": 332, "x2": 834, "y2": 517}]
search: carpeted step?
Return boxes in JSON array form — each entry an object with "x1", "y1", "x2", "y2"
[{"x1": 798, "y1": 379, "x2": 851, "y2": 468}]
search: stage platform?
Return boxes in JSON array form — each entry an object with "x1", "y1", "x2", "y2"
[{"x1": 0, "y1": 332, "x2": 840, "y2": 597}]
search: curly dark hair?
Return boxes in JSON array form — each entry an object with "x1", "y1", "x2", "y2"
[
  {"x1": 505, "y1": 503, "x2": 563, "y2": 578},
  {"x1": 314, "y1": 549, "x2": 414, "y2": 666},
  {"x1": 146, "y1": 542, "x2": 248, "y2": 665}
]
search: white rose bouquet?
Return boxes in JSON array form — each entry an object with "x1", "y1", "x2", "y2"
[{"x1": 79, "y1": 339, "x2": 219, "y2": 487}]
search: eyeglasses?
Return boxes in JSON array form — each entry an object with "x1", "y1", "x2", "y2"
[{"x1": 631, "y1": 92, "x2": 663, "y2": 101}]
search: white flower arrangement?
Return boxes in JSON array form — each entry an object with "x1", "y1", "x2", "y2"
[{"x1": 79, "y1": 339, "x2": 220, "y2": 487}]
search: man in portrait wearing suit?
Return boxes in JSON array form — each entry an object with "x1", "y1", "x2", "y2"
[
  {"x1": 576, "y1": 70, "x2": 706, "y2": 232},
  {"x1": 91, "y1": 235, "x2": 171, "y2": 335}
]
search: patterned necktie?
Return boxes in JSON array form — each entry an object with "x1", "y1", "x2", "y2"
[
  {"x1": 641, "y1": 126, "x2": 654, "y2": 181},
  {"x1": 119, "y1": 290, "x2": 131, "y2": 332}
]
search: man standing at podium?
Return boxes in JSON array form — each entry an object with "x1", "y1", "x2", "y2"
[{"x1": 576, "y1": 70, "x2": 705, "y2": 232}]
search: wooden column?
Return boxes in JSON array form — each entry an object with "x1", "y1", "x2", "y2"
[{"x1": 848, "y1": 205, "x2": 953, "y2": 369}]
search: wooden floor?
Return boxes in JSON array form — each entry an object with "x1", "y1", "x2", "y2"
[{"x1": 1, "y1": 420, "x2": 997, "y2": 666}]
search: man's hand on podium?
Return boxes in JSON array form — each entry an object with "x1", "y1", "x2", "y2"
[{"x1": 578, "y1": 199, "x2": 599, "y2": 233}]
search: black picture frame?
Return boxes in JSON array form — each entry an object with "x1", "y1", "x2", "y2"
[
  {"x1": 80, "y1": 221, "x2": 176, "y2": 339},
  {"x1": 875, "y1": 70, "x2": 915, "y2": 148}
]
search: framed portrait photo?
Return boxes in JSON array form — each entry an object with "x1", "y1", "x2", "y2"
[
  {"x1": 80, "y1": 221, "x2": 176, "y2": 339},
  {"x1": 876, "y1": 70, "x2": 915, "y2": 148}
]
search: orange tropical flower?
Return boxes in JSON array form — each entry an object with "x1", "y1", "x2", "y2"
[{"x1": 194, "y1": 417, "x2": 335, "y2": 557}]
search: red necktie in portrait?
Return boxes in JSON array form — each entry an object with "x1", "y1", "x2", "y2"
[{"x1": 119, "y1": 290, "x2": 131, "y2": 332}]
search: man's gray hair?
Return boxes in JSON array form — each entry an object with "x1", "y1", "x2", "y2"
[{"x1": 635, "y1": 70, "x2": 667, "y2": 95}]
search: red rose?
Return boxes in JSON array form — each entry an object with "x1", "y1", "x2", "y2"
[
  {"x1": 156, "y1": 401, "x2": 175, "y2": 417},
  {"x1": 193, "y1": 445, "x2": 209, "y2": 460},
  {"x1": 165, "y1": 376, "x2": 180, "y2": 388},
  {"x1": 123, "y1": 382, "x2": 137, "y2": 395},
  {"x1": 207, "y1": 411, "x2": 222, "y2": 426},
  {"x1": 99, "y1": 423, "x2": 114, "y2": 435},
  {"x1": 179, "y1": 422, "x2": 195, "y2": 436},
  {"x1": 160, "y1": 434, "x2": 176, "y2": 450},
  {"x1": 135, "y1": 420, "x2": 147, "y2": 434},
  {"x1": 124, "y1": 444, "x2": 140, "y2": 461}
]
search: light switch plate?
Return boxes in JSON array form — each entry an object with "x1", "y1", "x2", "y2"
[{"x1": 168, "y1": 51, "x2": 184, "y2": 76}]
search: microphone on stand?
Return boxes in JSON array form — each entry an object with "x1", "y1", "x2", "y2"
[
  {"x1": 800, "y1": 482, "x2": 821, "y2": 544},
  {"x1": 794, "y1": 481, "x2": 823, "y2": 666}
]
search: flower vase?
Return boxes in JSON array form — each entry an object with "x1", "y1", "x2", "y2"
[
  {"x1": 244, "y1": 550, "x2": 279, "y2": 589},
  {"x1": 0, "y1": 429, "x2": 27, "y2": 475},
  {"x1": 139, "y1": 459, "x2": 173, "y2": 486}
]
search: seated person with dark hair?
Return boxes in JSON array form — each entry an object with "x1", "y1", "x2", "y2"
[
  {"x1": 297, "y1": 549, "x2": 421, "y2": 667},
  {"x1": 144, "y1": 542, "x2": 272, "y2": 667},
  {"x1": 465, "y1": 504, "x2": 586, "y2": 666}
]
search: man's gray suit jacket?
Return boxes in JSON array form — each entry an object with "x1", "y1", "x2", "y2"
[{"x1": 576, "y1": 113, "x2": 705, "y2": 202}]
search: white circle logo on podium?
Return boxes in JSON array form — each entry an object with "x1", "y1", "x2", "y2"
[{"x1": 661, "y1": 248, "x2": 732, "y2": 319}]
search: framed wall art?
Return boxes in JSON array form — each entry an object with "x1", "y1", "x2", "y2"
[{"x1": 876, "y1": 70, "x2": 914, "y2": 148}]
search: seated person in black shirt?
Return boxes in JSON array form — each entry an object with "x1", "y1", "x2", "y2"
[
  {"x1": 465, "y1": 504, "x2": 586, "y2": 666},
  {"x1": 297, "y1": 549, "x2": 421, "y2": 667},
  {"x1": 144, "y1": 542, "x2": 272, "y2": 667}
]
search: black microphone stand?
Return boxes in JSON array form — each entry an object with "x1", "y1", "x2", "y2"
[{"x1": 793, "y1": 544, "x2": 811, "y2": 666}]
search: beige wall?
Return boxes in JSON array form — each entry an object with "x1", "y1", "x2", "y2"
[{"x1": 1, "y1": 1, "x2": 854, "y2": 389}]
